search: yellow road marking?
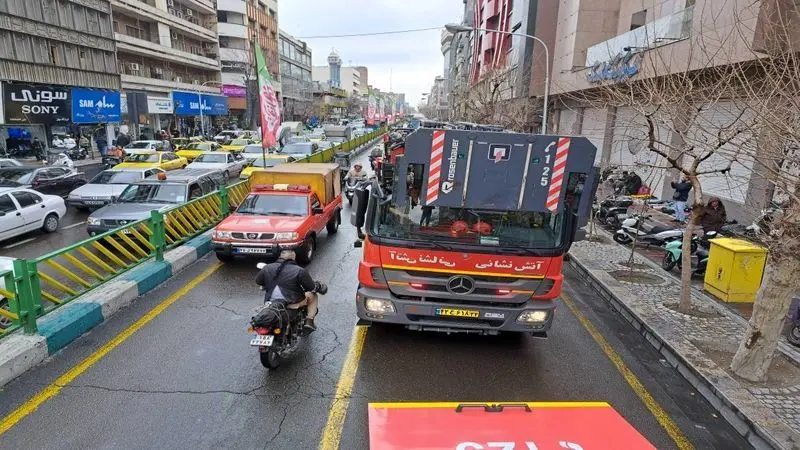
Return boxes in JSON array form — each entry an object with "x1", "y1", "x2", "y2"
[
  {"x1": 0, "y1": 262, "x2": 223, "y2": 436},
  {"x1": 561, "y1": 291, "x2": 693, "y2": 450},
  {"x1": 319, "y1": 326, "x2": 368, "y2": 450},
  {"x1": 369, "y1": 401, "x2": 610, "y2": 409}
]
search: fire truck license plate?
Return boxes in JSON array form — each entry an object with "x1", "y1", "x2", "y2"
[{"x1": 435, "y1": 308, "x2": 480, "y2": 318}]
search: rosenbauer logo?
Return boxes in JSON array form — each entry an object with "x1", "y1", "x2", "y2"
[{"x1": 441, "y1": 138, "x2": 459, "y2": 194}]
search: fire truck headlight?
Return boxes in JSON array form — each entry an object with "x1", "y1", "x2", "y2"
[
  {"x1": 517, "y1": 310, "x2": 549, "y2": 324},
  {"x1": 365, "y1": 298, "x2": 395, "y2": 314}
]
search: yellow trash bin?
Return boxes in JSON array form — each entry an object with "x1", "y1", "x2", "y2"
[{"x1": 704, "y1": 238, "x2": 768, "y2": 303}]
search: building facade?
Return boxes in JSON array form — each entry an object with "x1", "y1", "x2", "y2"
[
  {"x1": 354, "y1": 66, "x2": 369, "y2": 95},
  {"x1": 279, "y1": 30, "x2": 312, "y2": 121},
  {"x1": 0, "y1": 0, "x2": 121, "y2": 149}
]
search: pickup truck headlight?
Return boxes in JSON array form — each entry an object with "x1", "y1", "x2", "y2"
[
  {"x1": 274, "y1": 232, "x2": 298, "y2": 241},
  {"x1": 87, "y1": 217, "x2": 101, "y2": 226},
  {"x1": 215, "y1": 231, "x2": 232, "y2": 239}
]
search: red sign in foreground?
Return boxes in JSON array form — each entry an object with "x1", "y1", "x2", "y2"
[{"x1": 368, "y1": 402, "x2": 655, "y2": 450}]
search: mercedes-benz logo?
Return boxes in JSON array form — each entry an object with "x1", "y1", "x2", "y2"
[
  {"x1": 446, "y1": 276, "x2": 476, "y2": 295},
  {"x1": 247, "y1": 233, "x2": 258, "y2": 239}
]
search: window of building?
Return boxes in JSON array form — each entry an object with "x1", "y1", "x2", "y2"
[
  {"x1": 217, "y1": 11, "x2": 227, "y2": 23},
  {"x1": 630, "y1": 9, "x2": 647, "y2": 31},
  {"x1": 49, "y1": 45, "x2": 58, "y2": 64}
]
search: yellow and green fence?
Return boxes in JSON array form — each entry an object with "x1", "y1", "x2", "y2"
[{"x1": 0, "y1": 128, "x2": 385, "y2": 340}]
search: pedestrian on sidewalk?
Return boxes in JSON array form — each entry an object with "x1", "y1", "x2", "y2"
[
  {"x1": 671, "y1": 177, "x2": 692, "y2": 223},
  {"x1": 95, "y1": 134, "x2": 108, "y2": 157},
  {"x1": 700, "y1": 197, "x2": 727, "y2": 233}
]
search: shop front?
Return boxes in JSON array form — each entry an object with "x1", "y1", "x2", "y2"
[
  {"x1": 146, "y1": 96, "x2": 174, "y2": 136},
  {"x1": 223, "y1": 85, "x2": 247, "y2": 127},
  {"x1": 71, "y1": 88, "x2": 122, "y2": 155},
  {"x1": 1, "y1": 82, "x2": 70, "y2": 157},
  {"x1": 172, "y1": 91, "x2": 229, "y2": 137}
]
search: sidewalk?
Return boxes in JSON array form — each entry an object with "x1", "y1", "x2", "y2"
[{"x1": 568, "y1": 230, "x2": 800, "y2": 449}]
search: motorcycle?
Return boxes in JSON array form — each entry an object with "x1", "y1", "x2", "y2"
[
  {"x1": 593, "y1": 196, "x2": 633, "y2": 228},
  {"x1": 786, "y1": 297, "x2": 800, "y2": 347},
  {"x1": 344, "y1": 178, "x2": 365, "y2": 205},
  {"x1": 102, "y1": 155, "x2": 122, "y2": 169},
  {"x1": 249, "y1": 263, "x2": 328, "y2": 369},
  {"x1": 614, "y1": 214, "x2": 683, "y2": 246},
  {"x1": 662, "y1": 231, "x2": 717, "y2": 275},
  {"x1": 66, "y1": 146, "x2": 88, "y2": 160}
]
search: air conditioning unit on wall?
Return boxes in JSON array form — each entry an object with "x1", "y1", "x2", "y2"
[
  {"x1": 166, "y1": 0, "x2": 174, "y2": 7},
  {"x1": 128, "y1": 62, "x2": 140, "y2": 71},
  {"x1": 185, "y1": 9, "x2": 193, "y2": 17}
]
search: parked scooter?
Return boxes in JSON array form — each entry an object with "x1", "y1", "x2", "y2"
[
  {"x1": 786, "y1": 297, "x2": 800, "y2": 347},
  {"x1": 249, "y1": 262, "x2": 328, "y2": 369},
  {"x1": 66, "y1": 146, "x2": 89, "y2": 160},
  {"x1": 593, "y1": 196, "x2": 633, "y2": 228},
  {"x1": 662, "y1": 231, "x2": 717, "y2": 275},
  {"x1": 614, "y1": 214, "x2": 683, "y2": 246}
]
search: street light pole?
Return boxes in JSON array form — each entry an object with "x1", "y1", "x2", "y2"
[{"x1": 444, "y1": 23, "x2": 551, "y2": 134}]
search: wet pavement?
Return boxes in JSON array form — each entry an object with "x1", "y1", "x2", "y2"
[{"x1": 0, "y1": 150, "x2": 751, "y2": 449}]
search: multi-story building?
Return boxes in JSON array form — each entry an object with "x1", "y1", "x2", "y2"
[
  {"x1": 339, "y1": 67, "x2": 362, "y2": 97},
  {"x1": 548, "y1": 0, "x2": 794, "y2": 219},
  {"x1": 313, "y1": 52, "x2": 361, "y2": 97},
  {"x1": 279, "y1": 30, "x2": 313, "y2": 121},
  {"x1": 312, "y1": 82, "x2": 347, "y2": 120},
  {"x1": 0, "y1": 0, "x2": 120, "y2": 147},
  {"x1": 353, "y1": 66, "x2": 369, "y2": 95},
  {"x1": 111, "y1": 0, "x2": 223, "y2": 137}
]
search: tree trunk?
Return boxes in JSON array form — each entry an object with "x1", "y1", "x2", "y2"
[
  {"x1": 730, "y1": 257, "x2": 800, "y2": 381},
  {"x1": 678, "y1": 217, "x2": 694, "y2": 313}
]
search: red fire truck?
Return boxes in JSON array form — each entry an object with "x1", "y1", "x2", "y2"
[{"x1": 351, "y1": 128, "x2": 598, "y2": 336}]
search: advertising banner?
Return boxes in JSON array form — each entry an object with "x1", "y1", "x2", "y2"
[
  {"x1": 3, "y1": 82, "x2": 70, "y2": 124},
  {"x1": 367, "y1": 93, "x2": 376, "y2": 126},
  {"x1": 378, "y1": 98, "x2": 385, "y2": 121},
  {"x1": 222, "y1": 85, "x2": 247, "y2": 98},
  {"x1": 255, "y1": 43, "x2": 281, "y2": 147},
  {"x1": 71, "y1": 89, "x2": 121, "y2": 123},
  {"x1": 172, "y1": 91, "x2": 229, "y2": 116},
  {"x1": 147, "y1": 96, "x2": 174, "y2": 114}
]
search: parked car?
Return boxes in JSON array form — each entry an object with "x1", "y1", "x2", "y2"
[
  {"x1": 187, "y1": 152, "x2": 246, "y2": 178},
  {"x1": 239, "y1": 155, "x2": 295, "y2": 179},
  {"x1": 241, "y1": 144, "x2": 278, "y2": 163},
  {"x1": 113, "y1": 151, "x2": 187, "y2": 171},
  {"x1": 0, "y1": 187, "x2": 67, "y2": 241},
  {"x1": 176, "y1": 141, "x2": 222, "y2": 161},
  {"x1": 286, "y1": 135, "x2": 311, "y2": 144},
  {"x1": 0, "y1": 159, "x2": 23, "y2": 168},
  {"x1": 213, "y1": 130, "x2": 243, "y2": 144},
  {"x1": 0, "y1": 166, "x2": 86, "y2": 197},
  {"x1": 123, "y1": 140, "x2": 171, "y2": 154},
  {"x1": 86, "y1": 169, "x2": 224, "y2": 236},
  {"x1": 67, "y1": 168, "x2": 165, "y2": 210},
  {"x1": 280, "y1": 142, "x2": 316, "y2": 160}
]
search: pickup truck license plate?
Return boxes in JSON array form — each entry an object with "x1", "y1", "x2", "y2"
[
  {"x1": 250, "y1": 335, "x2": 274, "y2": 346},
  {"x1": 236, "y1": 247, "x2": 268, "y2": 254},
  {"x1": 85, "y1": 200, "x2": 104, "y2": 205},
  {"x1": 435, "y1": 308, "x2": 480, "y2": 318}
]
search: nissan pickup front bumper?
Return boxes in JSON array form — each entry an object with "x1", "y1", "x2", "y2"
[{"x1": 355, "y1": 286, "x2": 555, "y2": 336}]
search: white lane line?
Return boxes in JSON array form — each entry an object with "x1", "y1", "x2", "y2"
[
  {"x1": 62, "y1": 221, "x2": 86, "y2": 230},
  {"x1": 2, "y1": 237, "x2": 36, "y2": 249}
]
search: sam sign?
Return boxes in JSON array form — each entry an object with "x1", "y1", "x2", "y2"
[
  {"x1": 71, "y1": 89, "x2": 121, "y2": 123},
  {"x1": 172, "y1": 91, "x2": 229, "y2": 116},
  {"x1": 3, "y1": 82, "x2": 70, "y2": 124}
]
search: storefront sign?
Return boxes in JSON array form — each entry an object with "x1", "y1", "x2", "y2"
[
  {"x1": 71, "y1": 88, "x2": 121, "y2": 123},
  {"x1": 3, "y1": 83, "x2": 70, "y2": 124},
  {"x1": 586, "y1": 50, "x2": 643, "y2": 83},
  {"x1": 147, "y1": 96, "x2": 174, "y2": 114},
  {"x1": 222, "y1": 85, "x2": 246, "y2": 98},
  {"x1": 120, "y1": 95, "x2": 128, "y2": 114},
  {"x1": 172, "y1": 91, "x2": 229, "y2": 116}
]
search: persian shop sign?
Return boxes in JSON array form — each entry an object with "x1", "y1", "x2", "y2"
[{"x1": 586, "y1": 50, "x2": 643, "y2": 83}]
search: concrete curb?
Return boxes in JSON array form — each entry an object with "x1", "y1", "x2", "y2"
[
  {"x1": 0, "y1": 231, "x2": 213, "y2": 389},
  {"x1": 567, "y1": 245, "x2": 795, "y2": 449}
]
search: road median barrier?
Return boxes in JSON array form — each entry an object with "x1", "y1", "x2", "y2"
[{"x1": 0, "y1": 128, "x2": 385, "y2": 388}]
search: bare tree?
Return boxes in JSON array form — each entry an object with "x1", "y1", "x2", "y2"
[{"x1": 562, "y1": 1, "x2": 800, "y2": 381}]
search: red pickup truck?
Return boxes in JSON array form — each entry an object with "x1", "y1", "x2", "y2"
[{"x1": 212, "y1": 163, "x2": 342, "y2": 264}]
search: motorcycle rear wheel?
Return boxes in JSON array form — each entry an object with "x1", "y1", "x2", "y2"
[
  {"x1": 613, "y1": 233, "x2": 632, "y2": 245},
  {"x1": 260, "y1": 350, "x2": 282, "y2": 369},
  {"x1": 787, "y1": 326, "x2": 800, "y2": 347},
  {"x1": 662, "y1": 252, "x2": 677, "y2": 271}
]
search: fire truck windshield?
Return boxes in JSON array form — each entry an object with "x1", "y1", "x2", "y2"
[{"x1": 370, "y1": 203, "x2": 565, "y2": 251}]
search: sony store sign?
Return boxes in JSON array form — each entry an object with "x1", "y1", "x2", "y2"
[{"x1": 2, "y1": 82, "x2": 70, "y2": 124}]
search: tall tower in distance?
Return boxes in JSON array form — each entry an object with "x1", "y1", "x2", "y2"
[{"x1": 328, "y1": 49, "x2": 342, "y2": 88}]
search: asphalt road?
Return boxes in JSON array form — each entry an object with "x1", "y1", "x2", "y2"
[{"x1": 0, "y1": 148, "x2": 750, "y2": 449}]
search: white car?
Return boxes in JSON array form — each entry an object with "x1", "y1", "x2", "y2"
[
  {"x1": 0, "y1": 159, "x2": 23, "y2": 168},
  {"x1": 123, "y1": 140, "x2": 171, "y2": 155},
  {"x1": 0, "y1": 187, "x2": 66, "y2": 242},
  {"x1": 186, "y1": 152, "x2": 246, "y2": 178},
  {"x1": 241, "y1": 144, "x2": 278, "y2": 163},
  {"x1": 67, "y1": 167, "x2": 165, "y2": 210}
]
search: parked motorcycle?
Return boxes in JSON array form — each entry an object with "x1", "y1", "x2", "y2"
[
  {"x1": 614, "y1": 214, "x2": 683, "y2": 246},
  {"x1": 593, "y1": 196, "x2": 633, "y2": 228},
  {"x1": 66, "y1": 146, "x2": 88, "y2": 161},
  {"x1": 662, "y1": 231, "x2": 717, "y2": 275},
  {"x1": 786, "y1": 297, "x2": 800, "y2": 347},
  {"x1": 249, "y1": 262, "x2": 328, "y2": 369},
  {"x1": 102, "y1": 155, "x2": 122, "y2": 169}
]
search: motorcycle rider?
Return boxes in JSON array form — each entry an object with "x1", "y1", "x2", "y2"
[
  {"x1": 255, "y1": 249, "x2": 320, "y2": 334},
  {"x1": 345, "y1": 163, "x2": 368, "y2": 181}
]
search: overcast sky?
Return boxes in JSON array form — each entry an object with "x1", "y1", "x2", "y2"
[{"x1": 279, "y1": 0, "x2": 462, "y2": 106}]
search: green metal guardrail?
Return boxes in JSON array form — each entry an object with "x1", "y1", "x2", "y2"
[{"x1": 0, "y1": 128, "x2": 386, "y2": 340}]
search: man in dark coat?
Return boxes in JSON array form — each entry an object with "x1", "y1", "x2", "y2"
[{"x1": 699, "y1": 197, "x2": 727, "y2": 233}]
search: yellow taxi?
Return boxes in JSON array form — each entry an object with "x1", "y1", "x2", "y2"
[
  {"x1": 239, "y1": 154, "x2": 295, "y2": 179},
  {"x1": 221, "y1": 138, "x2": 253, "y2": 153},
  {"x1": 175, "y1": 141, "x2": 222, "y2": 161},
  {"x1": 113, "y1": 151, "x2": 188, "y2": 171}
]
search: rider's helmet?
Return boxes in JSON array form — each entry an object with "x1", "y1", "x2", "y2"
[{"x1": 354, "y1": 163, "x2": 363, "y2": 170}]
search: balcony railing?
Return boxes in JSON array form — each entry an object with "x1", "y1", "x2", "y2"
[{"x1": 585, "y1": 5, "x2": 694, "y2": 66}]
